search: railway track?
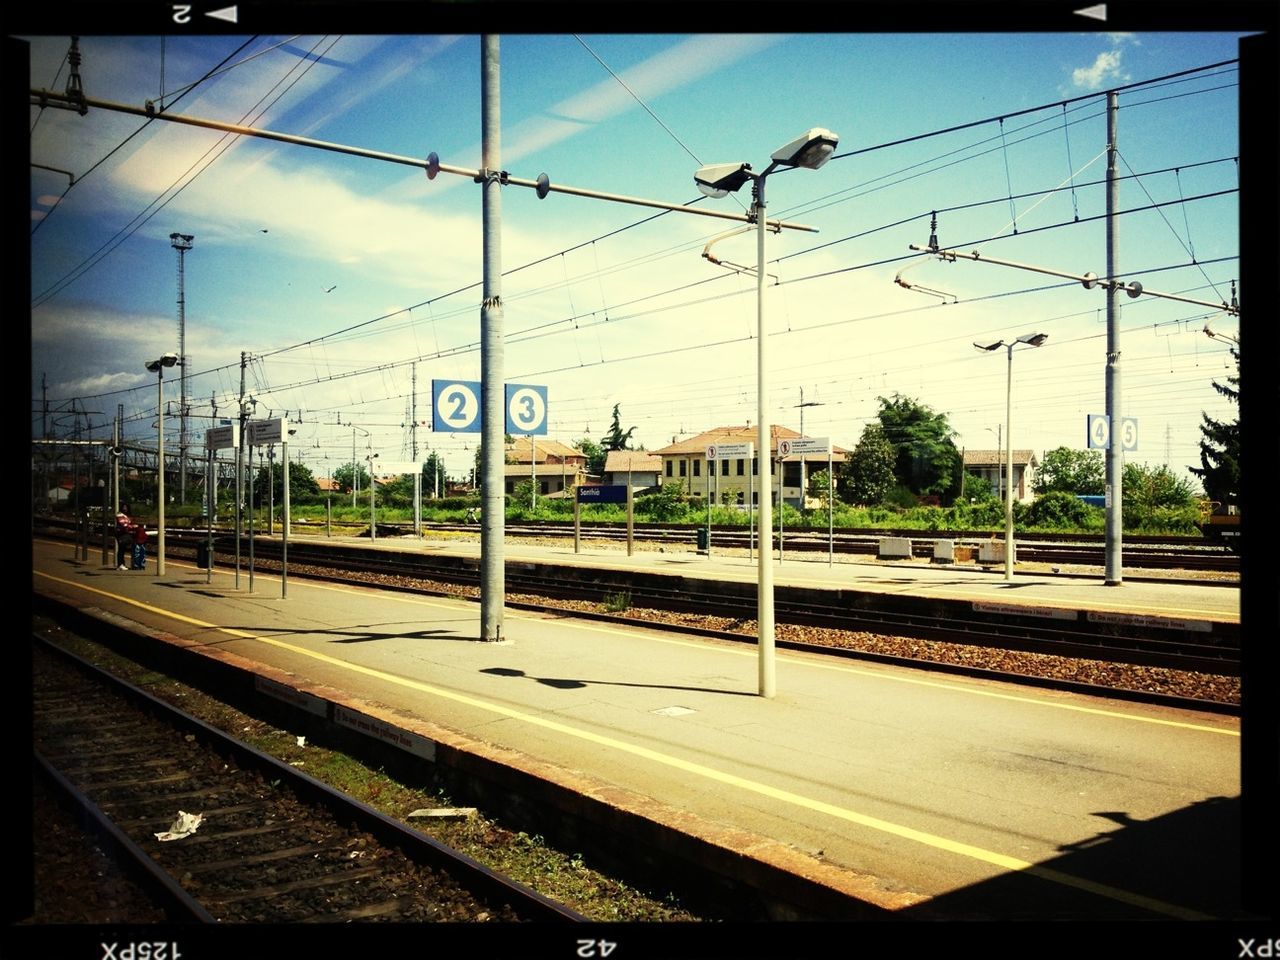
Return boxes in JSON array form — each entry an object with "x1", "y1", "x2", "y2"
[
  {"x1": 139, "y1": 533, "x2": 1241, "y2": 712},
  {"x1": 176, "y1": 534, "x2": 1239, "y2": 677},
  {"x1": 46, "y1": 516, "x2": 1239, "y2": 574},
  {"x1": 31, "y1": 633, "x2": 586, "y2": 924}
]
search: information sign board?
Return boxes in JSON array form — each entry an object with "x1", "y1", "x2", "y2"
[
  {"x1": 247, "y1": 418, "x2": 288, "y2": 446},
  {"x1": 205, "y1": 424, "x2": 239, "y2": 450},
  {"x1": 576, "y1": 484, "x2": 628, "y2": 504}
]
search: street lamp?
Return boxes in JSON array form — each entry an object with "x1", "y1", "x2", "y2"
[
  {"x1": 144, "y1": 352, "x2": 179, "y2": 576},
  {"x1": 694, "y1": 127, "x2": 839, "y2": 698},
  {"x1": 973, "y1": 332, "x2": 1048, "y2": 581}
]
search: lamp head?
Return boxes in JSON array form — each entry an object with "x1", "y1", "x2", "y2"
[
  {"x1": 770, "y1": 127, "x2": 839, "y2": 170},
  {"x1": 973, "y1": 340, "x2": 1004, "y2": 352},
  {"x1": 694, "y1": 162, "x2": 752, "y2": 199},
  {"x1": 1016, "y1": 333, "x2": 1048, "y2": 347}
]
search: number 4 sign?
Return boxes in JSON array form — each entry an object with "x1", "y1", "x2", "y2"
[{"x1": 1087, "y1": 414, "x2": 1138, "y2": 451}]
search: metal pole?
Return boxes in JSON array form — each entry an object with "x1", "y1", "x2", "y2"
[
  {"x1": 479, "y1": 34, "x2": 505, "y2": 642},
  {"x1": 828, "y1": 448, "x2": 833, "y2": 567},
  {"x1": 626, "y1": 481, "x2": 634, "y2": 557},
  {"x1": 206, "y1": 448, "x2": 213, "y2": 584},
  {"x1": 531, "y1": 435, "x2": 536, "y2": 510},
  {"x1": 248, "y1": 441, "x2": 255, "y2": 593},
  {"x1": 1104, "y1": 90, "x2": 1124, "y2": 585},
  {"x1": 778, "y1": 452, "x2": 784, "y2": 564},
  {"x1": 369, "y1": 451, "x2": 376, "y2": 541},
  {"x1": 267, "y1": 444, "x2": 274, "y2": 536},
  {"x1": 1004, "y1": 344, "x2": 1015, "y2": 581},
  {"x1": 236, "y1": 353, "x2": 244, "y2": 589},
  {"x1": 157, "y1": 369, "x2": 166, "y2": 577},
  {"x1": 282, "y1": 440, "x2": 289, "y2": 598},
  {"x1": 755, "y1": 174, "x2": 775, "y2": 699},
  {"x1": 352, "y1": 428, "x2": 357, "y2": 508}
]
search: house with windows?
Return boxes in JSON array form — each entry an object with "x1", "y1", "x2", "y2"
[
  {"x1": 601, "y1": 450, "x2": 662, "y2": 490},
  {"x1": 655, "y1": 425, "x2": 846, "y2": 509},
  {"x1": 503, "y1": 437, "x2": 588, "y2": 497},
  {"x1": 962, "y1": 449, "x2": 1039, "y2": 503}
]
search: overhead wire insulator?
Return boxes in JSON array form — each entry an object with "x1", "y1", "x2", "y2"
[{"x1": 65, "y1": 36, "x2": 88, "y2": 115}]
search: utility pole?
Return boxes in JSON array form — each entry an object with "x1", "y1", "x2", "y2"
[
  {"x1": 479, "y1": 34, "x2": 505, "y2": 642},
  {"x1": 171, "y1": 233, "x2": 193, "y2": 504},
  {"x1": 795, "y1": 386, "x2": 822, "y2": 508},
  {"x1": 237, "y1": 351, "x2": 246, "y2": 588},
  {"x1": 1104, "y1": 91, "x2": 1123, "y2": 585}
]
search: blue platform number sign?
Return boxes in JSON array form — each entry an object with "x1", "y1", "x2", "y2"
[
  {"x1": 1087, "y1": 414, "x2": 1110, "y2": 450},
  {"x1": 432, "y1": 379, "x2": 482, "y2": 433},
  {"x1": 505, "y1": 383, "x2": 548, "y2": 436}
]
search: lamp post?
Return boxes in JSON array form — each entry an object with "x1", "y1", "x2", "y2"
[
  {"x1": 973, "y1": 333, "x2": 1047, "y2": 581},
  {"x1": 694, "y1": 127, "x2": 839, "y2": 698},
  {"x1": 144, "y1": 352, "x2": 179, "y2": 576}
]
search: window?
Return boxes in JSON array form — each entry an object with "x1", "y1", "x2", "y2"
[
  {"x1": 709, "y1": 459, "x2": 716, "y2": 476},
  {"x1": 751, "y1": 458, "x2": 757, "y2": 475},
  {"x1": 666, "y1": 460, "x2": 673, "y2": 477},
  {"x1": 737, "y1": 458, "x2": 745, "y2": 475},
  {"x1": 693, "y1": 460, "x2": 700, "y2": 477},
  {"x1": 679, "y1": 460, "x2": 687, "y2": 477}
]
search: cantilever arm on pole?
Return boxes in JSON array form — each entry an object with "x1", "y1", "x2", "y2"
[
  {"x1": 702, "y1": 224, "x2": 781, "y2": 283},
  {"x1": 893, "y1": 245, "x2": 957, "y2": 304},
  {"x1": 32, "y1": 88, "x2": 819, "y2": 233},
  {"x1": 907, "y1": 243, "x2": 1240, "y2": 316}
]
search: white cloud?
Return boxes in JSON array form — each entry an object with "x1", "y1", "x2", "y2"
[{"x1": 1071, "y1": 49, "x2": 1126, "y2": 90}]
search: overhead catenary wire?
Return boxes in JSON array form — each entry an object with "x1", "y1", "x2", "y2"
[{"x1": 34, "y1": 51, "x2": 1239, "y2": 457}]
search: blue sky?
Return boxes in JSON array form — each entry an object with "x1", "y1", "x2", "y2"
[{"x1": 26, "y1": 26, "x2": 1252, "y2": 487}]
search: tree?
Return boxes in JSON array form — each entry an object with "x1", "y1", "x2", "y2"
[
  {"x1": 574, "y1": 437, "x2": 606, "y2": 476},
  {"x1": 601, "y1": 404, "x2": 637, "y2": 451},
  {"x1": 1034, "y1": 447, "x2": 1104, "y2": 495},
  {"x1": 875, "y1": 394, "x2": 962, "y2": 503},
  {"x1": 807, "y1": 468, "x2": 834, "y2": 508},
  {"x1": 1189, "y1": 346, "x2": 1239, "y2": 509},
  {"x1": 332, "y1": 461, "x2": 370, "y2": 494},
  {"x1": 1123, "y1": 462, "x2": 1197, "y2": 510},
  {"x1": 838, "y1": 423, "x2": 896, "y2": 505},
  {"x1": 253, "y1": 460, "x2": 320, "y2": 502},
  {"x1": 423, "y1": 452, "x2": 447, "y2": 497}
]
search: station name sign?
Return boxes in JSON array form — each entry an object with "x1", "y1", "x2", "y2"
[{"x1": 576, "y1": 484, "x2": 628, "y2": 504}]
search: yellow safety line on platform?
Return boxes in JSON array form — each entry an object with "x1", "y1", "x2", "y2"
[{"x1": 35, "y1": 565, "x2": 1220, "y2": 919}]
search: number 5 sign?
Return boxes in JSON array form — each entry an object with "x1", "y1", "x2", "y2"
[{"x1": 505, "y1": 383, "x2": 548, "y2": 435}]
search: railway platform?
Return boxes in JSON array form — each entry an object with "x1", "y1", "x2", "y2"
[{"x1": 30, "y1": 535, "x2": 1251, "y2": 928}]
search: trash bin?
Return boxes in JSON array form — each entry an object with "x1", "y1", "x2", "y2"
[
  {"x1": 196, "y1": 540, "x2": 212, "y2": 569},
  {"x1": 696, "y1": 527, "x2": 710, "y2": 552}
]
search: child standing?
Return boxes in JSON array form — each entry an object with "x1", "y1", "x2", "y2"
[{"x1": 131, "y1": 521, "x2": 149, "y2": 570}]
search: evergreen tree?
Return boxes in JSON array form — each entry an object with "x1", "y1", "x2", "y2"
[
  {"x1": 601, "y1": 404, "x2": 637, "y2": 451},
  {"x1": 839, "y1": 423, "x2": 897, "y2": 505},
  {"x1": 1189, "y1": 347, "x2": 1239, "y2": 508}
]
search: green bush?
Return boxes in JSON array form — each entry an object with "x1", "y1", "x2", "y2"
[{"x1": 1023, "y1": 491, "x2": 1098, "y2": 531}]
